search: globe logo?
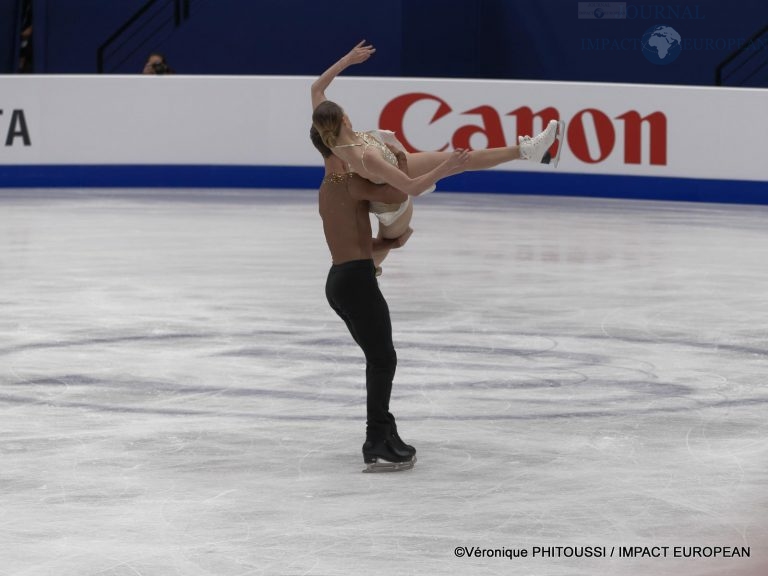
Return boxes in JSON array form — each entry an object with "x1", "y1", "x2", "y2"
[
  {"x1": 594, "y1": 8, "x2": 605, "y2": 18},
  {"x1": 641, "y1": 25, "x2": 682, "y2": 65}
]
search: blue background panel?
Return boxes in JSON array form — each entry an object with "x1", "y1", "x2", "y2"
[{"x1": 22, "y1": 0, "x2": 768, "y2": 86}]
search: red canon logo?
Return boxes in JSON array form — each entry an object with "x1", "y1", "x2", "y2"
[{"x1": 379, "y1": 93, "x2": 667, "y2": 166}]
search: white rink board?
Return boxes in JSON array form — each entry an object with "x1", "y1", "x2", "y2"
[{"x1": 1, "y1": 75, "x2": 766, "y2": 183}]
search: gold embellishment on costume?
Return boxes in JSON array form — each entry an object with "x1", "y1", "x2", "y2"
[
  {"x1": 323, "y1": 172, "x2": 354, "y2": 184},
  {"x1": 357, "y1": 132, "x2": 397, "y2": 166}
]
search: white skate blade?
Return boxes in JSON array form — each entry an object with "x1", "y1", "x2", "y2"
[
  {"x1": 551, "y1": 120, "x2": 565, "y2": 168},
  {"x1": 362, "y1": 455, "x2": 416, "y2": 473}
]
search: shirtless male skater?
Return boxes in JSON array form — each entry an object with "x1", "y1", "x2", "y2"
[{"x1": 312, "y1": 127, "x2": 419, "y2": 472}]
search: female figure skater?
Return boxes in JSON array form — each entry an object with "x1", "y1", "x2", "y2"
[{"x1": 311, "y1": 41, "x2": 564, "y2": 218}]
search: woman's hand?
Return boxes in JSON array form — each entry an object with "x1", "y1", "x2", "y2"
[
  {"x1": 343, "y1": 40, "x2": 376, "y2": 67},
  {"x1": 386, "y1": 144, "x2": 409, "y2": 175},
  {"x1": 444, "y1": 148, "x2": 470, "y2": 175}
]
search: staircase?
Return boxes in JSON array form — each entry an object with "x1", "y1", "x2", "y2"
[
  {"x1": 97, "y1": 0, "x2": 195, "y2": 73},
  {"x1": 715, "y1": 24, "x2": 768, "y2": 87}
]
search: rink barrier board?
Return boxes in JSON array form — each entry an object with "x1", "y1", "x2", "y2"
[
  {"x1": 1, "y1": 165, "x2": 766, "y2": 205},
  {"x1": 2, "y1": 76, "x2": 767, "y2": 202}
]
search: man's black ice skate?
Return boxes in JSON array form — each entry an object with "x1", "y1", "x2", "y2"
[
  {"x1": 388, "y1": 428, "x2": 416, "y2": 458},
  {"x1": 387, "y1": 416, "x2": 416, "y2": 458},
  {"x1": 362, "y1": 439, "x2": 416, "y2": 473}
]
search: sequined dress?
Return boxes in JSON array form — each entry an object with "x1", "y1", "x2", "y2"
[{"x1": 334, "y1": 131, "x2": 417, "y2": 226}]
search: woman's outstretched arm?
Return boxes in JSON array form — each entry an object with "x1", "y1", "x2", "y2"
[
  {"x1": 357, "y1": 147, "x2": 470, "y2": 197},
  {"x1": 311, "y1": 41, "x2": 375, "y2": 110}
]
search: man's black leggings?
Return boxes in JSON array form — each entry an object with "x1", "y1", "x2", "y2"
[{"x1": 325, "y1": 259, "x2": 397, "y2": 441}]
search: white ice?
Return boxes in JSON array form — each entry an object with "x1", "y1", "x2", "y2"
[{"x1": 1, "y1": 188, "x2": 767, "y2": 576}]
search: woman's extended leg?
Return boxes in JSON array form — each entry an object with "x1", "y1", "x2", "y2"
[
  {"x1": 376, "y1": 196, "x2": 414, "y2": 241},
  {"x1": 373, "y1": 199, "x2": 414, "y2": 274},
  {"x1": 406, "y1": 146, "x2": 521, "y2": 177},
  {"x1": 405, "y1": 119, "x2": 561, "y2": 177}
]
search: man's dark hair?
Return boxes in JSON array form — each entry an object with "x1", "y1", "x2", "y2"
[{"x1": 310, "y1": 125, "x2": 333, "y2": 158}]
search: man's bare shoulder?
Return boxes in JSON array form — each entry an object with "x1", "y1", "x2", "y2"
[{"x1": 319, "y1": 174, "x2": 360, "y2": 208}]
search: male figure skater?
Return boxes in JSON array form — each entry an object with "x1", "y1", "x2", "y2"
[{"x1": 311, "y1": 127, "x2": 417, "y2": 472}]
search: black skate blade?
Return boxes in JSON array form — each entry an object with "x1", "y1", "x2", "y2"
[
  {"x1": 540, "y1": 120, "x2": 565, "y2": 167},
  {"x1": 362, "y1": 455, "x2": 416, "y2": 473},
  {"x1": 551, "y1": 120, "x2": 565, "y2": 168}
]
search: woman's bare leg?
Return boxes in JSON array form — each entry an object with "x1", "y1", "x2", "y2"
[
  {"x1": 406, "y1": 146, "x2": 521, "y2": 178},
  {"x1": 377, "y1": 197, "x2": 413, "y2": 240},
  {"x1": 373, "y1": 199, "x2": 414, "y2": 273},
  {"x1": 403, "y1": 118, "x2": 560, "y2": 178}
]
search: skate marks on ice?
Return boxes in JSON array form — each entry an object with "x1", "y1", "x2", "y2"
[{"x1": 1, "y1": 189, "x2": 767, "y2": 576}]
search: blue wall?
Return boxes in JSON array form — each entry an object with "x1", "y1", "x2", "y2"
[
  {"x1": 399, "y1": 0, "x2": 768, "y2": 85},
  {"x1": 1, "y1": 0, "x2": 19, "y2": 73},
  {"x1": 19, "y1": 0, "x2": 768, "y2": 86}
]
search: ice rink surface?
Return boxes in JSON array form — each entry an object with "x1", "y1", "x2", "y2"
[{"x1": 1, "y1": 188, "x2": 767, "y2": 576}]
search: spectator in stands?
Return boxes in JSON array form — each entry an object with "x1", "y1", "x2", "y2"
[{"x1": 142, "y1": 53, "x2": 174, "y2": 75}]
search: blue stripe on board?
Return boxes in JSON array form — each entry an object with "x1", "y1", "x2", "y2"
[
  {"x1": 0, "y1": 165, "x2": 327, "y2": 190},
  {"x1": 1, "y1": 164, "x2": 766, "y2": 205}
]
